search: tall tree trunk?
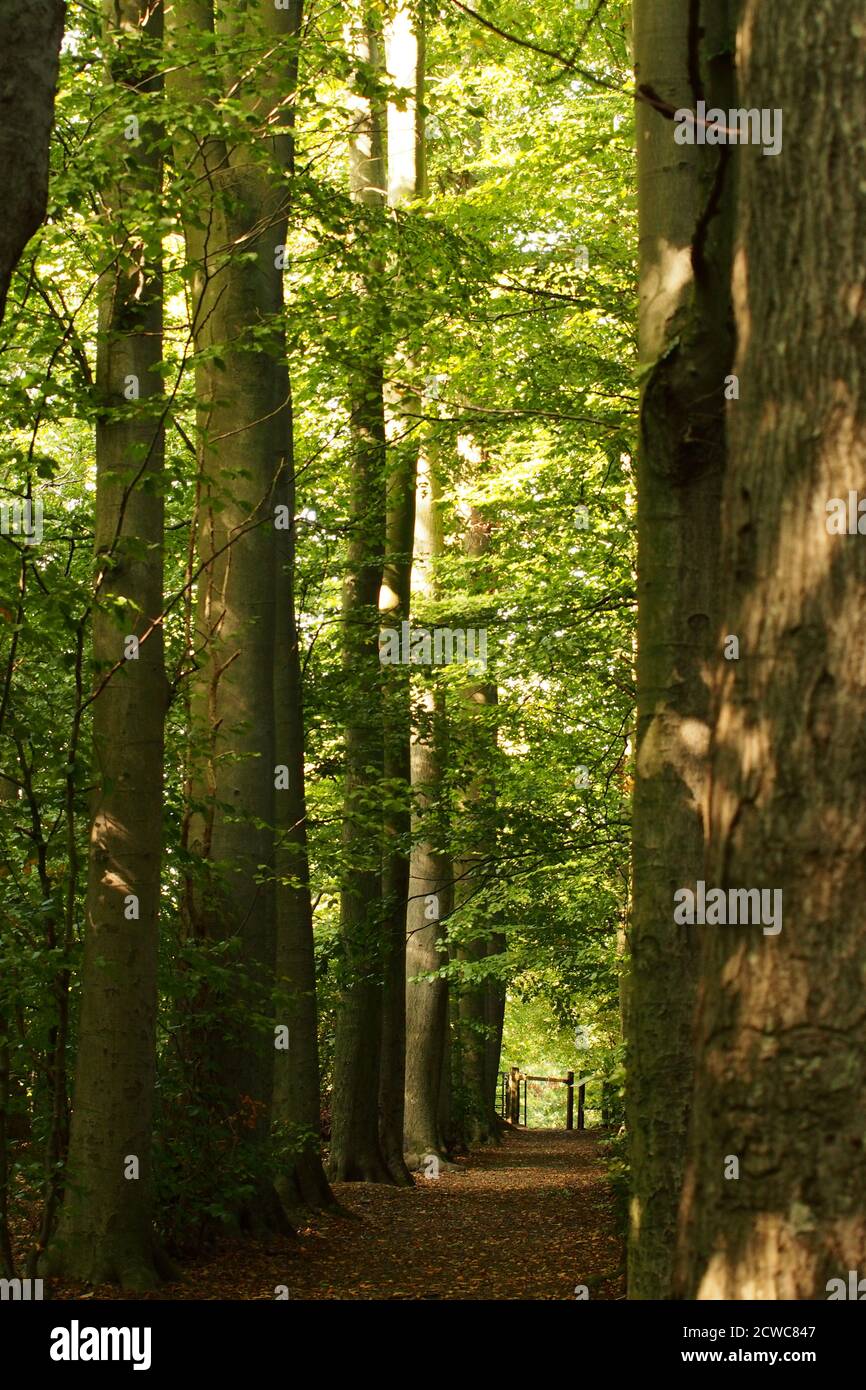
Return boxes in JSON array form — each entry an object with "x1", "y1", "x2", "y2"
[
  {"x1": 328, "y1": 6, "x2": 391, "y2": 1183},
  {"x1": 42, "y1": 0, "x2": 166, "y2": 1288},
  {"x1": 273, "y1": 445, "x2": 334, "y2": 1210},
  {"x1": 0, "y1": 775, "x2": 16, "y2": 1275},
  {"x1": 403, "y1": 437, "x2": 453, "y2": 1167},
  {"x1": 270, "y1": 0, "x2": 334, "y2": 1216},
  {"x1": 377, "y1": 0, "x2": 426, "y2": 1186},
  {"x1": 483, "y1": 929, "x2": 506, "y2": 1130},
  {"x1": 453, "y1": 505, "x2": 499, "y2": 1145},
  {"x1": 675, "y1": 0, "x2": 866, "y2": 1300},
  {"x1": 627, "y1": 0, "x2": 734, "y2": 1299},
  {"x1": 166, "y1": 0, "x2": 293, "y2": 1234},
  {"x1": 0, "y1": 0, "x2": 64, "y2": 321},
  {"x1": 441, "y1": 966, "x2": 464, "y2": 1151},
  {"x1": 454, "y1": 879, "x2": 496, "y2": 1143}
]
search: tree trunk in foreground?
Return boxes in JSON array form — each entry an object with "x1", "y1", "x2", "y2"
[
  {"x1": 627, "y1": 0, "x2": 734, "y2": 1299},
  {"x1": 675, "y1": 0, "x2": 866, "y2": 1300},
  {"x1": 0, "y1": 0, "x2": 64, "y2": 321}
]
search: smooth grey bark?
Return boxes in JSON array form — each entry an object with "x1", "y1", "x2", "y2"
[
  {"x1": 675, "y1": 0, "x2": 866, "y2": 1300},
  {"x1": 627, "y1": 0, "x2": 734, "y2": 1299},
  {"x1": 377, "y1": 446, "x2": 415, "y2": 1183},
  {"x1": 453, "y1": 506, "x2": 499, "y2": 1146},
  {"x1": 43, "y1": 0, "x2": 166, "y2": 1288},
  {"x1": 0, "y1": 0, "x2": 64, "y2": 322},
  {"x1": 378, "y1": 0, "x2": 426, "y2": 1186},
  {"x1": 403, "y1": 439, "x2": 452, "y2": 1167}
]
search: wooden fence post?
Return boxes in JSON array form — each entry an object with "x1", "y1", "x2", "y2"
[
  {"x1": 509, "y1": 1066, "x2": 521, "y2": 1125},
  {"x1": 566, "y1": 1071, "x2": 574, "y2": 1130},
  {"x1": 578, "y1": 1082, "x2": 585, "y2": 1131}
]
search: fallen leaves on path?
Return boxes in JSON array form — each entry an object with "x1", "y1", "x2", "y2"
[
  {"x1": 306, "y1": 1127, "x2": 624, "y2": 1301},
  {"x1": 44, "y1": 1127, "x2": 624, "y2": 1301}
]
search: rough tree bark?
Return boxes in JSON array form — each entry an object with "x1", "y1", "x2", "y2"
[
  {"x1": 675, "y1": 0, "x2": 866, "y2": 1300},
  {"x1": 627, "y1": 0, "x2": 734, "y2": 1299},
  {"x1": 0, "y1": 0, "x2": 65, "y2": 322},
  {"x1": 42, "y1": 0, "x2": 166, "y2": 1288}
]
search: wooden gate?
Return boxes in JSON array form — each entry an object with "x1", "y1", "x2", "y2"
[{"x1": 499, "y1": 1066, "x2": 601, "y2": 1129}]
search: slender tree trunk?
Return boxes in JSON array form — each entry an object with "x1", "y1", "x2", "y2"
[
  {"x1": 454, "y1": 506, "x2": 499, "y2": 1145},
  {"x1": 442, "y1": 966, "x2": 467, "y2": 1151},
  {"x1": 377, "y1": 0, "x2": 426, "y2": 1186},
  {"x1": 455, "y1": 898, "x2": 493, "y2": 1143},
  {"x1": 273, "y1": 440, "x2": 335, "y2": 1211},
  {"x1": 0, "y1": 0, "x2": 64, "y2": 322},
  {"x1": 483, "y1": 930, "x2": 506, "y2": 1130},
  {"x1": 328, "y1": 7, "x2": 391, "y2": 1183},
  {"x1": 403, "y1": 439, "x2": 452, "y2": 1166},
  {"x1": 43, "y1": 0, "x2": 166, "y2": 1288},
  {"x1": 675, "y1": 0, "x2": 866, "y2": 1300},
  {"x1": 627, "y1": 0, "x2": 734, "y2": 1299},
  {"x1": 377, "y1": 472, "x2": 414, "y2": 1183},
  {"x1": 270, "y1": 3, "x2": 333, "y2": 1211}
]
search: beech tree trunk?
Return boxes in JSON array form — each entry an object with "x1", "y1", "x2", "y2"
[
  {"x1": 483, "y1": 929, "x2": 506, "y2": 1130},
  {"x1": 328, "y1": 8, "x2": 391, "y2": 1183},
  {"x1": 0, "y1": 0, "x2": 64, "y2": 322},
  {"x1": 43, "y1": 0, "x2": 166, "y2": 1288},
  {"x1": 627, "y1": 0, "x2": 734, "y2": 1299},
  {"x1": 453, "y1": 506, "x2": 499, "y2": 1146},
  {"x1": 272, "y1": 433, "x2": 334, "y2": 1211},
  {"x1": 268, "y1": 0, "x2": 334, "y2": 1216},
  {"x1": 377, "y1": 0, "x2": 426, "y2": 1186},
  {"x1": 675, "y1": 0, "x2": 866, "y2": 1300},
  {"x1": 166, "y1": 0, "x2": 294, "y2": 1233},
  {"x1": 403, "y1": 438, "x2": 452, "y2": 1167}
]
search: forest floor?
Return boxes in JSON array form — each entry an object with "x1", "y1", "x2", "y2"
[{"x1": 36, "y1": 1128, "x2": 625, "y2": 1301}]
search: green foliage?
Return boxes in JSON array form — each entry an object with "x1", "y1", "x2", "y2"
[{"x1": 1, "y1": 0, "x2": 635, "y2": 1261}]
